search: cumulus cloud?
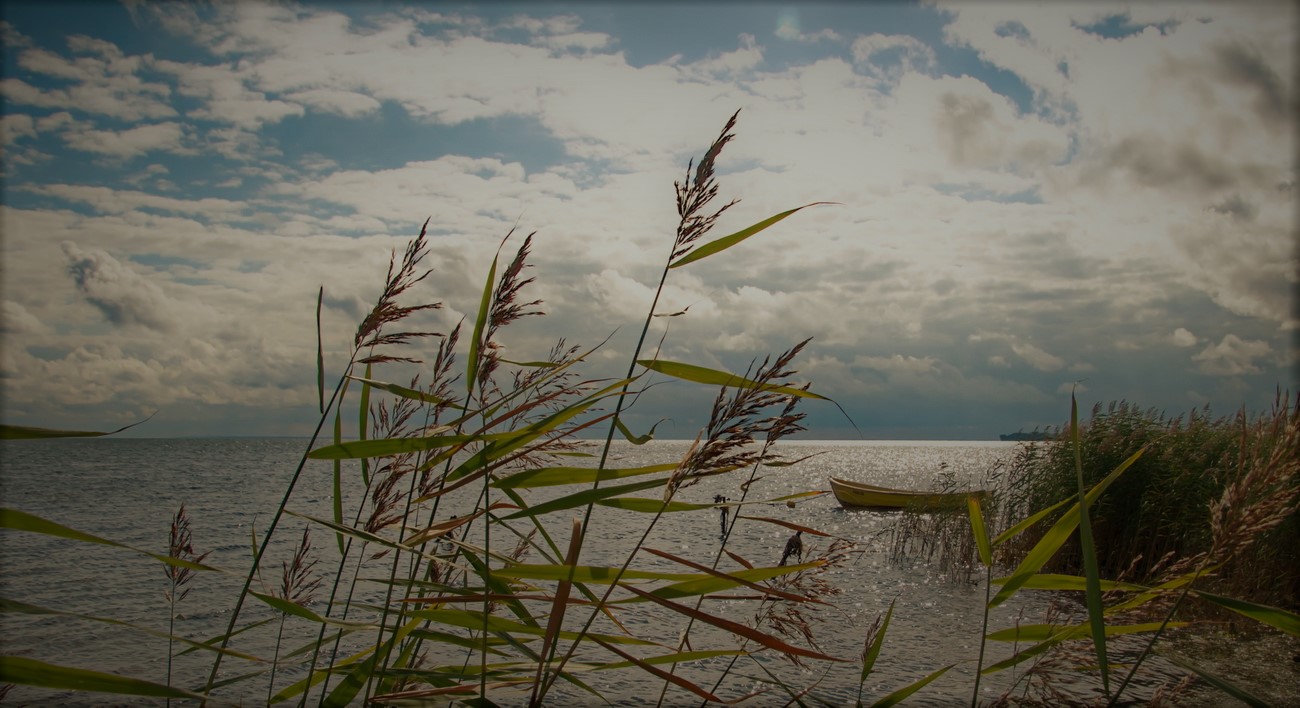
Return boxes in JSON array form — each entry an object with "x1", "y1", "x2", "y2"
[
  {"x1": 60, "y1": 121, "x2": 188, "y2": 159},
  {"x1": 1192, "y1": 334, "x2": 1274, "y2": 376},
  {"x1": 1171, "y1": 328, "x2": 1197, "y2": 347},
  {"x1": 62, "y1": 242, "x2": 177, "y2": 331},
  {"x1": 850, "y1": 33, "x2": 936, "y2": 80},
  {"x1": 2, "y1": 300, "x2": 49, "y2": 335}
]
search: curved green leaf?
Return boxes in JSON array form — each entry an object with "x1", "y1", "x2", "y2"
[
  {"x1": 968, "y1": 496, "x2": 992, "y2": 567},
  {"x1": 0, "y1": 655, "x2": 205, "y2": 700},
  {"x1": 869, "y1": 664, "x2": 954, "y2": 707},
  {"x1": 501, "y1": 478, "x2": 668, "y2": 519},
  {"x1": 1166, "y1": 655, "x2": 1270, "y2": 708},
  {"x1": 493, "y1": 564, "x2": 697, "y2": 583},
  {"x1": 988, "y1": 444, "x2": 1146, "y2": 608},
  {"x1": 669, "y1": 202, "x2": 834, "y2": 268},
  {"x1": 1193, "y1": 590, "x2": 1300, "y2": 636},
  {"x1": 0, "y1": 508, "x2": 218, "y2": 573},
  {"x1": 637, "y1": 359, "x2": 826, "y2": 400},
  {"x1": 494, "y1": 463, "x2": 676, "y2": 489},
  {"x1": 862, "y1": 598, "x2": 895, "y2": 683}
]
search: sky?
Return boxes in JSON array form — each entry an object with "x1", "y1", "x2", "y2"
[{"x1": 1, "y1": 1, "x2": 1296, "y2": 440}]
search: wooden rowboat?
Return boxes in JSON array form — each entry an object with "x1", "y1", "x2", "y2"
[{"x1": 829, "y1": 477, "x2": 986, "y2": 511}]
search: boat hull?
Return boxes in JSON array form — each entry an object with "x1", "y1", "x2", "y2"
[{"x1": 829, "y1": 477, "x2": 985, "y2": 511}]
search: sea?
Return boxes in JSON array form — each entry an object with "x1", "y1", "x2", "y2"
[{"x1": 0, "y1": 438, "x2": 1277, "y2": 706}]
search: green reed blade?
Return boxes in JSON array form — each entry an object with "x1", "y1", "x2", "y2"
[
  {"x1": 595, "y1": 649, "x2": 746, "y2": 672},
  {"x1": 333, "y1": 395, "x2": 345, "y2": 555},
  {"x1": 248, "y1": 591, "x2": 374, "y2": 628},
  {"x1": 0, "y1": 598, "x2": 264, "y2": 663},
  {"x1": 1192, "y1": 590, "x2": 1300, "y2": 636},
  {"x1": 861, "y1": 598, "x2": 895, "y2": 683},
  {"x1": 323, "y1": 618, "x2": 418, "y2": 708},
  {"x1": 967, "y1": 497, "x2": 992, "y2": 567},
  {"x1": 986, "y1": 621, "x2": 1186, "y2": 643},
  {"x1": 0, "y1": 508, "x2": 218, "y2": 573},
  {"x1": 628, "y1": 560, "x2": 823, "y2": 603},
  {"x1": 501, "y1": 478, "x2": 667, "y2": 519},
  {"x1": 596, "y1": 498, "x2": 709, "y2": 513},
  {"x1": 347, "y1": 375, "x2": 462, "y2": 408},
  {"x1": 466, "y1": 251, "x2": 498, "y2": 395},
  {"x1": 988, "y1": 443, "x2": 1146, "y2": 608},
  {"x1": 308, "y1": 430, "x2": 503, "y2": 460},
  {"x1": 636, "y1": 358, "x2": 827, "y2": 400},
  {"x1": 406, "y1": 608, "x2": 658, "y2": 646},
  {"x1": 0, "y1": 412, "x2": 154, "y2": 439},
  {"x1": 669, "y1": 202, "x2": 833, "y2": 269},
  {"x1": 589, "y1": 636, "x2": 725, "y2": 704},
  {"x1": 495, "y1": 463, "x2": 676, "y2": 489},
  {"x1": 989, "y1": 496, "x2": 1071, "y2": 547},
  {"x1": 316, "y1": 285, "x2": 325, "y2": 414},
  {"x1": 357, "y1": 363, "x2": 372, "y2": 487},
  {"x1": 1165, "y1": 655, "x2": 1270, "y2": 708},
  {"x1": 620, "y1": 584, "x2": 844, "y2": 662},
  {"x1": 869, "y1": 663, "x2": 954, "y2": 708},
  {"x1": 615, "y1": 416, "x2": 662, "y2": 444},
  {"x1": 1008, "y1": 574, "x2": 1148, "y2": 593},
  {"x1": 0, "y1": 655, "x2": 205, "y2": 700},
  {"x1": 1071, "y1": 392, "x2": 1110, "y2": 696},
  {"x1": 493, "y1": 563, "x2": 696, "y2": 583}
]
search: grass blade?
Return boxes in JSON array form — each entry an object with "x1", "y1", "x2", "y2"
[
  {"x1": 316, "y1": 285, "x2": 325, "y2": 414},
  {"x1": 589, "y1": 636, "x2": 730, "y2": 704},
  {"x1": 1192, "y1": 591, "x2": 1300, "y2": 636},
  {"x1": 620, "y1": 583, "x2": 844, "y2": 663},
  {"x1": 861, "y1": 598, "x2": 894, "y2": 682},
  {"x1": 869, "y1": 664, "x2": 954, "y2": 708},
  {"x1": 1, "y1": 508, "x2": 217, "y2": 573},
  {"x1": 637, "y1": 358, "x2": 827, "y2": 400},
  {"x1": 1165, "y1": 655, "x2": 1270, "y2": 708},
  {"x1": 1070, "y1": 392, "x2": 1111, "y2": 697},
  {"x1": 967, "y1": 497, "x2": 992, "y2": 567},
  {"x1": 501, "y1": 478, "x2": 668, "y2": 519},
  {"x1": 0, "y1": 655, "x2": 206, "y2": 700},
  {"x1": 669, "y1": 202, "x2": 833, "y2": 268},
  {"x1": 988, "y1": 443, "x2": 1146, "y2": 608},
  {"x1": 494, "y1": 463, "x2": 676, "y2": 489},
  {"x1": 0, "y1": 413, "x2": 155, "y2": 440}
]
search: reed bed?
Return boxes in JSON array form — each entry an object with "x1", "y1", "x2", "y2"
[{"x1": 2, "y1": 113, "x2": 1297, "y2": 707}]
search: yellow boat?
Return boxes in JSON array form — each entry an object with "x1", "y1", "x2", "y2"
[{"x1": 829, "y1": 477, "x2": 986, "y2": 511}]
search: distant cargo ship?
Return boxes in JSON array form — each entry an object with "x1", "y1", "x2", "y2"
[{"x1": 999, "y1": 430, "x2": 1054, "y2": 442}]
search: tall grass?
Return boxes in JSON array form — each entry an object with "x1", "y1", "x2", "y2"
[{"x1": 2, "y1": 113, "x2": 1298, "y2": 707}]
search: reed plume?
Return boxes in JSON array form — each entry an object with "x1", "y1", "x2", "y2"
[
  {"x1": 164, "y1": 504, "x2": 208, "y2": 703},
  {"x1": 266, "y1": 527, "x2": 321, "y2": 703}
]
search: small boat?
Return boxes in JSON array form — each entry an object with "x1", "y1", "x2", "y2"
[{"x1": 829, "y1": 477, "x2": 986, "y2": 511}]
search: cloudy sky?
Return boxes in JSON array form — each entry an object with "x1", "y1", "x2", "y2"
[{"x1": 1, "y1": 1, "x2": 1295, "y2": 439}]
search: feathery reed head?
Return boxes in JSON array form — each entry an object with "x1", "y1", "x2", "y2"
[
  {"x1": 666, "y1": 338, "x2": 811, "y2": 498},
  {"x1": 165, "y1": 504, "x2": 209, "y2": 604},
  {"x1": 279, "y1": 527, "x2": 322, "y2": 607},
  {"x1": 672, "y1": 110, "x2": 740, "y2": 262},
  {"x1": 355, "y1": 219, "x2": 444, "y2": 365}
]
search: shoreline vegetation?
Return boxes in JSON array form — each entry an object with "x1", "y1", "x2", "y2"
[{"x1": 2, "y1": 113, "x2": 1298, "y2": 706}]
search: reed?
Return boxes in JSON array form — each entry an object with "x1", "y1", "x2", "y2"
[{"x1": 3, "y1": 113, "x2": 1298, "y2": 708}]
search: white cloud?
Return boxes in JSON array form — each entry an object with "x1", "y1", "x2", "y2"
[
  {"x1": 1171, "y1": 327, "x2": 1197, "y2": 347},
  {"x1": 1192, "y1": 334, "x2": 1274, "y2": 376},
  {"x1": 3, "y1": 31, "x2": 175, "y2": 121},
  {"x1": 285, "y1": 88, "x2": 382, "y2": 117},
  {"x1": 850, "y1": 33, "x2": 936, "y2": 80},
  {"x1": 2, "y1": 300, "x2": 49, "y2": 335},
  {"x1": 853, "y1": 354, "x2": 938, "y2": 376},
  {"x1": 61, "y1": 242, "x2": 178, "y2": 331},
  {"x1": 60, "y1": 121, "x2": 188, "y2": 159},
  {"x1": 1010, "y1": 341, "x2": 1065, "y2": 372}
]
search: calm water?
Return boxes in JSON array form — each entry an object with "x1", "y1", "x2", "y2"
[{"x1": 0, "y1": 438, "x2": 1264, "y2": 705}]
